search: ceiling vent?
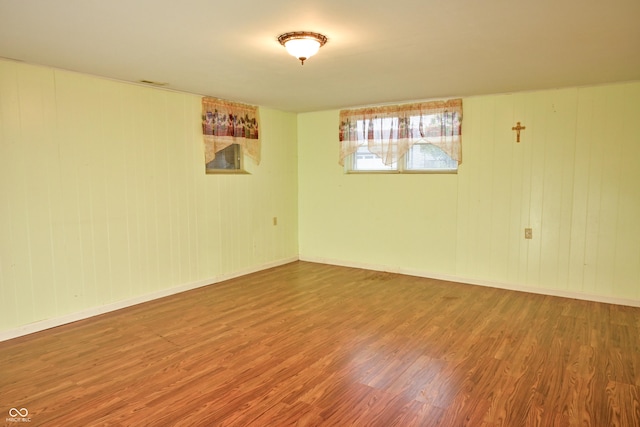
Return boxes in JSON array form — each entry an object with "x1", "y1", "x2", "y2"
[{"x1": 139, "y1": 80, "x2": 168, "y2": 86}]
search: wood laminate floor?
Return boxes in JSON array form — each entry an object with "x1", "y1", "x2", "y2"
[{"x1": 1, "y1": 261, "x2": 639, "y2": 426}]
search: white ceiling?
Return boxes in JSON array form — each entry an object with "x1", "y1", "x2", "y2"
[{"x1": 1, "y1": 0, "x2": 639, "y2": 113}]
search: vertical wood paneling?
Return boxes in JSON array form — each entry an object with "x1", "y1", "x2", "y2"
[
  {"x1": 507, "y1": 94, "x2": 528, "y2": 285},
  {"x1": 594, "y1": 90, "x2": 623, "y2": 297},
  {"x1": 184, "y1": 99, "x2": 200, "y2": 282},
  {"x1": 452, "y1": 85, "x2": 638, "y2": 300},
  {"x1": 99, "y1": 81, "x2": 127, "y2": 302},
  {"x1": 454, "y1": 99, "x2": 474, "y2": 276},
  {"x1": 53, "y1": 73, "x2": 81, "y2": 315},
  {"x1": 568, "y1": 89, "x2": 593, "y2": 293},
  {"x1": 1, "y1": 62, "x2": 27, "y2": 328},
  {"x1": 237, "y1": 176, "x2": 252, "y2": 270},
  {"x1": 298, "y1": 82, "x2": 640, "y2": 306},
  {"x1": 22, "y1": 65, "x2": 61, "y2": 321},
  {"x1": 2, "y1": 57, "x2": 637, "y2": 335},
  {"x1": 515, "y1": 95, "x2": 535, "y2": 285},
  {"x1": 613, "y1": 84, "x2": 640, "y2": 300},
  {"x1": 582, "y1": 87, "x2": 607, "y2": 295},
  {"x1": 112, "y1": 84, "x2": 135, "y2": 300},
  {"x1": 0, "y1": 60, "x2": 299, "y2": 334},
  {"x1": 166, "y1": 94, "x2": 190, "y2": 285},
  {"x1": 524, "y1": 92, "x2": 547, "y2": 287},
  {"x1": 120, "y1": 85, "x2": 147, "y2": 298},
  {"x1": 488, "y1": 96, "x2": 516, "y2": 281},
  {"x1": 472, "y1": 96, "x2": 497, "y2": 279},
  {"x1": 536, "y1": 94, "x2": 560, "y2": 289},
  {"x1": 555, "y1": 93, "x2": 579, "y2": 291},
  {"x1": 458, "y1": 96, "x2": 496, "y2": 278},
  {"x1": 538, "y1": 90, "x2": 578, "y2": 290},
  {"x1": 10, "y1": 71, "x2": 35, "y2": 324}
]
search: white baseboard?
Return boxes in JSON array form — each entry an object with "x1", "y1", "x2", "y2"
[
  {"x1": 299, "y1": 256, "x2": 640, "y2": 308},
  {"x1": 0, "y1": 257, "x2": 298, "y2": 342}
]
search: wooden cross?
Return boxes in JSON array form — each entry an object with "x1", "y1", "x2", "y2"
[{"x1": 512, "y1": 122, "x2": 526, "y2": 143}]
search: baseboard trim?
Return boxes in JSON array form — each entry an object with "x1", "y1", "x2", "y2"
[
  {"x1": 299, "y1": 256, "x2": 640, "y2": 308},
  {"x1": 0, "y1": 257, "x2": 299, "y2": 342}
]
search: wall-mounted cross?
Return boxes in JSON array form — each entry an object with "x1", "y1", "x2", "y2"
[{"x1": 512, "y1": 122, "x2": 526, "y2": 143}]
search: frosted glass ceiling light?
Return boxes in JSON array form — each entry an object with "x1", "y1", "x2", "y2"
[{"x1": 278, "y1": 31, "x2": 327, "y2": 65}]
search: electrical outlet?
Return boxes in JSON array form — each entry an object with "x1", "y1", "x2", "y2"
[{"x1": 525, "y1": 228, "x2": 532, "y2": 239}]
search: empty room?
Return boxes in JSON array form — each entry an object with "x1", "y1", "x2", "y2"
[{"x1": 1, "y1": 1, "x2": 639, "y2": 425}]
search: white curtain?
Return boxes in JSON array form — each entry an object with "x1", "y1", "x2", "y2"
[{"x1": 339, "y1": 99, "x2": 462, "y2": 166}]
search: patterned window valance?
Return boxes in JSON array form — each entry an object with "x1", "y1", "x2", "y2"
[
  {"x1": 202, "y1": 97, "x2": 261, "y2": 165},
  {"x1": 338, "y1": 98, "x2": 462, "y2": 166}
]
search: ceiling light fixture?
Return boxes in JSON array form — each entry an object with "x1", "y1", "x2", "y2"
[{"x1": 277, "y1": 31, "x2": 327, "y2": 65}]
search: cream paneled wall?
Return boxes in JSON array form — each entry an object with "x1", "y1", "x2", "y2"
[
  {"x1": 1, "y1": 58, "x2": 638, "y2": 337},
  {"x1": 0, "y1": 60, "x2": 298, "y2": 334},
  {"x1": 298, "y1": 83, "x2": 640, "y2": 304}
]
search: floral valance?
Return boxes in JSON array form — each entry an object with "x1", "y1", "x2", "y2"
[
  {"x1": 202, "y1": 97, "x2": 261, "y2": 165},
  {"x1": 338, "y1": 98, "x2": 463, "y2": 166}
]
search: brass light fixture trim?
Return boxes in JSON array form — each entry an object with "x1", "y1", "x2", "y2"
[{"x1": 277, "y1": 31, "x2": 328, "y2": 65}]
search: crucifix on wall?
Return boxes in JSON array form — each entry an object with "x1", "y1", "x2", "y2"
[{"x1": 512, "y1": 122, "x2": 526, "y2": 143}]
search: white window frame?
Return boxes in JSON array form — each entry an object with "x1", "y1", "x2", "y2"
[
  {"x1": 346, "y1": 140, "x2": 458, "y2": 174},
  {"x1": 205, "y1": 143, "x2": 247, "y2": 174}
]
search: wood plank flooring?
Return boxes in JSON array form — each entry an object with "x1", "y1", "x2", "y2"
[{"x1": 1, "y1": 261, "x2": 639, "y2": 426}]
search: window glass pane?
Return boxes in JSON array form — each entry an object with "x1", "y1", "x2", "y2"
[
  {"x1": 352, "y1": 146, "x2": 396, "y2": 171},
  {"x1": 406, "y1": 143, "x2": 457, "y2": 170},
  {"x1": 206, "y1": 144, "x2": 241, "y2": 171},
  {"x1": 344, "y1": 114, "x2": 459, "y2": 173}
]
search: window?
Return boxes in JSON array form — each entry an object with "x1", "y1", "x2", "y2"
[
  {"x1": 350, "y1": 141, "x2": 457, "y2": 173},
  {"x1": 206, "y1": 143, "x2": 242, "y2": 172},
  {"x1": 352, "y1": 145, "x2": 396, "y2": 171},
  {"x1": 339, "y1": 99, "x2": 462, "y2": 173},
  {"x1": 201, "y1": 97, "x2": 261, "y2": 174},
  {"x1": 405, "y1": 142, "x2": 458, "y2": 171}
]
